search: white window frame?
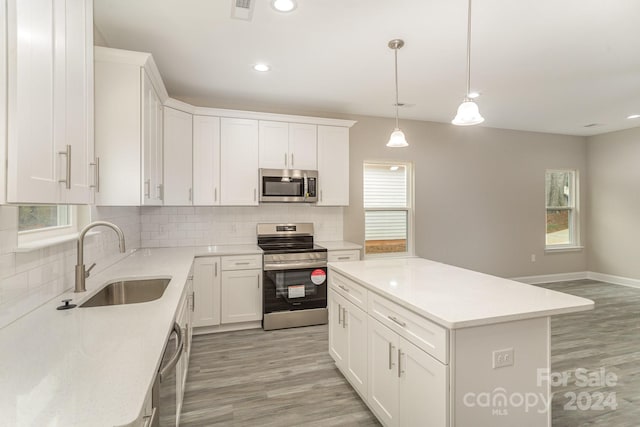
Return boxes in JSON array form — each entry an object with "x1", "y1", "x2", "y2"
[
  {"x1": 544, "y1": 169, "x2": 582, "y2": 252},
  {"x1": 18, "y1": 205, "x2": 89, "y2": 247},
  {"x1": 363, "y1": 161, "x2": 414, "y2": 258}
]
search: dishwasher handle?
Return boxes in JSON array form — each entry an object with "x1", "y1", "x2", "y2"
[{"x1": 159, "y1": 322, "x2": 184, "y2": 382}]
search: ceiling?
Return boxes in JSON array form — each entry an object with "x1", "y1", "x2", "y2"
[{"x1": 94, "y1": 0, "x2": 640, "y2": 136}]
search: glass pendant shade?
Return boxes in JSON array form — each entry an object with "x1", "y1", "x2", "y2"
[
  {"x1": 452, "y1": 99, "x2": 484, "y2": 126},
  {"x1": 386, "y1": 128, "x2": 408, "y2": 147}
]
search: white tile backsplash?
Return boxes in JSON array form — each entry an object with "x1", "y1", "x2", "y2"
[
  {"x1": 140, "y1": 205, "x2": 344, "y2": 247},
  {"x1": 0, "y1": 203, "x2": 343, "y2": 328},
  {"x1": 0, "y1": 205, "x2": 140, "y2": 328}
]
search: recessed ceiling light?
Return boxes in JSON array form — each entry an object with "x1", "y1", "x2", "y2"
[
  {"x1": 272, "y1": 0, "x2": 297, "y2": 12},
  {"x1": 253, "y1": 63, "x2": 270, "y2": 72},
  {"x1": 627, "y1": 114, "x2": 640, "y2": 119},
  {"x1": 467, "y1": 91, "x2": 481, "y2": 99}
]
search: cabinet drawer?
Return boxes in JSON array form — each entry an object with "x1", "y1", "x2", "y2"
[
  {"x1": 328, "y1": 250, "x2": 360, "y2": 262},
  {"x1": 221, "y1": 254, "x2": 262, "y2": 271},
  {"x1": 329, "y1": 271, "x2": 367, "y2": 311},
  {"x1": 369, "y1": 293, "x2": 448, "y2": 364}
]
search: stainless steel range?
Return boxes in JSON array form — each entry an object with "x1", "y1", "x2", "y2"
[{"x1": 258, "y1": 223, "x2": 328, "y2": 330}]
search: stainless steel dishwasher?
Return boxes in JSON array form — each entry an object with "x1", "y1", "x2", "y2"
[{"x1": 149, "y1": 322, "x2": 184, "y2": 427}]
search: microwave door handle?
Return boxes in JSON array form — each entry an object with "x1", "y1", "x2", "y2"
[{"x1": 303, "y1": 174, "x2": 308, "y2": 200}]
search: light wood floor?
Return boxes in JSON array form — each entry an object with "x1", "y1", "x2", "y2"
[{"x1": 181, "y1": 280, "x2": 640, "y2": 426}]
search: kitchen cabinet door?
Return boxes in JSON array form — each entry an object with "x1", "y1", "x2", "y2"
[
  {"x1": 221, "y1": 269, "x2": 262, "y2": 323},
  {"x1": 142, "y1": 70, "x2": 163, "y2": 205},
  {"x1": 399, "y1": 336, "x2": 448, "y2": 427},
  {"x1": 176, "y1": 292, "x2": 190, "y2": 421},
  {"x1": 220, "y1": 118, "x2": 259, "y2": 206},
  {"x1": 289, "y1": 123, "x2": 317, "y2": 170},
  {"x1": 345, "y1": 298, "x2": 368, "y2": 397},
  {"x1": 163, "y1": 107, "x2": 193, "y2": 206},
  {"x1": 192, "y1": 257, "x2": 221, "y2": 327},
  {"x1": 317, "y1": 125, "x2": 349, "y2": 206},
  {"x1": 258, "y1": 120, "x2": 289, "y2": 169},
  {"x1": 193, "y1": 115, "x2": 221, "y2": 205},
  {"x1": 6, "y1": 0, "x2": 93, "y2": 204},
  {"x1": 368, "y1": 318, "x2": 400, "y2": 427},
  {"x1": 328, "y1": 289, "x2": 348, "y2": 367}
]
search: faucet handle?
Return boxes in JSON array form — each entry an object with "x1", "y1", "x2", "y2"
[{"x1": 85, "y1": 263, "x2": 97, "y2": 278}]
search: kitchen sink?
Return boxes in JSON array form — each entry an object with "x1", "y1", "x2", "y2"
[{"x1": 80, "y1": 278, "x2": 171, "y2": 308}]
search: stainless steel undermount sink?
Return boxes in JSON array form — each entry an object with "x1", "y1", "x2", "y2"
[{"x1": 80, "y1": 278, "x2": 171, "y2": 308}]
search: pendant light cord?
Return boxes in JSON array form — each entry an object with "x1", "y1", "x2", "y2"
[
  {"x1": 465, "y1": 0, "x2": 473, "y2": 98},
  {"x1": 394, "y1": 47, "x2": 400, "y2": 129}
]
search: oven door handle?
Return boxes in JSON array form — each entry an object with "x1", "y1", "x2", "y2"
[
  {"x1": 264, "y1": 262, "x2": 327, "y2": 271},
  {"x1": 159, "y1": 322, "x2": 184, "y2": 382}
]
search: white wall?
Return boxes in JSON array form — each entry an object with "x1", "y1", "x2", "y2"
[
  {"x1": 140, "y1": 205, "x2": 343, "y2": 247},
  {"x1": 344, "y1": 115, "x2": 589, "y2": 278},
  {"x1": 0, "y1": 206, "x2": 140, "y2": 328},
  {"x1": 587, "y1": 127, "x2": 640, "y2": 279}
]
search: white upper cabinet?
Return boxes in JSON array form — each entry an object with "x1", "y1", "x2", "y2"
[
  {"x1": 258, "y1": 121, "x2": 317, "y2": 170},
  {"x1": 193, "y1": 115, "x2": 221, "y2": 206},
  {"x1": 94, "y1": 47, "x2": 166, "y2": 206},
  {"x1": 220, "y1": 118, "x2": 259, "y2": 206},
  {"x1": 163, "y1": 107, "x2": 193, "y2": 206},
  {"x1": 317, "y1": 125, "x2": 349, "y2": 206},
  {"x1": 6, "y1": 0, "x2": 94, "y2": 204}
]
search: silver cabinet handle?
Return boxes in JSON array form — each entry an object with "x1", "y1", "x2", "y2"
[
  {"x1": 144, "y1": 179, "x2": 151, "y2": 198},
  {"x1": 254, "y1": 188, "x2": 257, "y2": 202},
  {"x1": 215, "y1": 262, "x2": 218, "y2": 277},
  {"x1": 157, "y1": 184, "x2": 164, "y2": 201},
  {"x1": 191, "y1": 291, "x2": 195, "y2": 312},
  {"x1": 388, "y1": 315, "x2": 406, "y2": 327},
  {"x1": 284, "y1": 152, "x2": 288, "y2": 167},
  {"x1": 90, "y1": 157, "x2": 100, "y2": 192},
  {"x1": 342, "y1": 307, "x2": 347, "y2": 328},
  {"x1": 160, "y1": 323, "x2": 184, "y2": 382},
  {"x1": 338, "y1": 284, "x2": 350, "y2": 293},
  {"x1": 214, "y1": 187, "x2": 218, "y2": 202},
  {"x1": 235, "y1": 262, "x2": 251, "y2": 266},
  {"x1": 398, "y1": 349, "x2": 403, "y2": 378},
  {"x1": 338, "y1": 303, "x2": 342, "y2": 325},
  {"x1": 58, "y1": 144, "x2": 71, "y2": 189},
  {"x1": 291, "y1": 153, "x2": 294, "y2": 167},
  {"x1": 189, "y1": 188, "x2": 192, "y2": 202},
  {"x1": 389, "y1": 342, "x2": 394, "y2": 370},
  {"x1": 142, "y1": 407, "x2": 157, "y2": 427},
  {"x1": 337, "y1": 256, "x2": 350, "y2": 260},
  {"x1": 320, "y1": 189, "x2": 323, "y2": 202}
]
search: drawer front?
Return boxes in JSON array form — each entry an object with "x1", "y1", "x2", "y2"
[
  {"x1": 329, "y1": 270, "x2": 367, "y2": 311},
  {"x1": 221, "y1": 254, "x2": 263, "y2": 271},
  {"x1": 328, "y1": 250, "x2": 360, "y2": 262},
  {"x1": 369, "y1": 293, "x2": 448, "y2": 364}
]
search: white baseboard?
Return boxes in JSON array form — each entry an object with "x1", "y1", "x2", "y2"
[
  {"x1": 586, "y1": 271, "x2": 640, "y2": 289},
  {"x1": 511, "y1": 271, "x2": 588, "y2": 285},
  {"x1": 193, "y1": 320, "x2": 262, "y2": 335}
]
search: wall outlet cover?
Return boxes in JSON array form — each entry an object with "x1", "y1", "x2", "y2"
[{"x1": 493, "y1": 348, "x2": 514, "y2": 368}]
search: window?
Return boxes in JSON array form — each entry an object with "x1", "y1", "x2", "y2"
[
  {"x1": 18, "y1": 205, "x2": 82, "y2": 245},
  {"x1": 545, "y1": 170, "x2": 579, "y2": 249},
  {"x1": 364, "y1": 162, "x2": 413, "y2": 256}
]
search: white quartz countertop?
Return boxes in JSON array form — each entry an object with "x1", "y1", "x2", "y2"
[
  {"x1": 316, "y1": 241, "x2": 362, "y2": 251},
  {"x1": 328, "y1": 257, "x2": 594, "y2": 329},
  {"x1": 0, "y1": 246, "x2": 254, "y2": 427}
]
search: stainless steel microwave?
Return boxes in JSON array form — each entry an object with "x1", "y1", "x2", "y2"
[{"x1": 259, "y1": 169, "x2": 318, "y2": 203}]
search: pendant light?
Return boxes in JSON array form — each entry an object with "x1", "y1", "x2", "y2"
[
  {"x1": 452, "y1": 0, "x2": 484, "y2": 126},
  {"x1": 387, "y1": 39, "x2": 409, "y2": 148}
]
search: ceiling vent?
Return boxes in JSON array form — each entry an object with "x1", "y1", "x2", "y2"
[{"x1": 231, "y1": 0, "x2": 255, "y2": 21}]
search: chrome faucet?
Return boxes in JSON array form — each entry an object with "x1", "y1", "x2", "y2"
[{"x1": 75, "y1": 221, "x2": 126, "y2": 293}]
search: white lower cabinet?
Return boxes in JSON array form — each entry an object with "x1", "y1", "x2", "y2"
[
  {"x1": 221, "y1": 269, "x2": 262, "y2": 323},
  {"x1": 192, "y1": 257, "x2": 221, "y2": 327},
  {"x1": 192, "y1": 255, "x2": 263, "y2": 330},
  {"x1": 328, "y1": 289, "x2": 368, "y2": 397},
  {"x1": 327, "y1": 249, "x2": 360, "y2": 262},
  {"x1": 176, "y1": 278, "x2": 193, "y2": 424},
  {"x1": 368, "y1": 317, "x2": 447, "y2": 427},
  {"x1": 329, "y1": 271, "x2": 449, "y2": 427}
]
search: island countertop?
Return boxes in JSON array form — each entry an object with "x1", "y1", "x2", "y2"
[{"x1": 328, "y1": 257, "x2": 594, "y2": 329}]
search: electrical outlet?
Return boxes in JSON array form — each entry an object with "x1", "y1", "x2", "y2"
[{"x1": 493, "y1": 348, "x2": 514, "y2": 368}]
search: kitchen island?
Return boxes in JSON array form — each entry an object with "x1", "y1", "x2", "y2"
[{"x1": 327, "y1": 257, "x2": 594, "y2": 427}]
